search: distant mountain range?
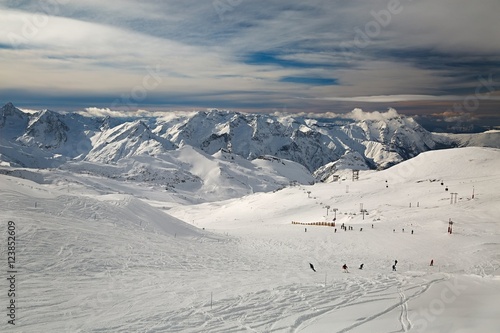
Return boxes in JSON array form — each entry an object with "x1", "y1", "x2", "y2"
[{"x1": 1, "y1": 102, "x2": 499, "y2": 198}]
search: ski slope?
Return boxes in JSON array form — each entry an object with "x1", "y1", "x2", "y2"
[{"x1": 1, "y1": 147, "x2": 499, "y2": 332}]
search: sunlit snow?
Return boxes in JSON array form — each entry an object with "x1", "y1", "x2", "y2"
[{"x1": 1, "y1": 147, "x2": 499, "y2": 332}]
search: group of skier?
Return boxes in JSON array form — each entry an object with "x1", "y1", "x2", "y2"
[
  {"x1": 340, "y1": 261, "x2": 396, "y2": 273},
  {"x1": 309, "y1": 259, "x2": 434, "y2": 273},
  {"x1": 310, "y1": 258, "x2": 435, "y2": 273},
  {"x1": 310, "y1": 261, "x2": 396, "y2": 273}
]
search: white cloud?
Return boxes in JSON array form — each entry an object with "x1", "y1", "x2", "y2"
[
  {"x1": 80, "y1": 107, "x2": 169, "y2": 118},
  {"x1": 270, "y1": 108, "x2": 402, "y2": 122},
  {"x1": 389, "y1": 0, "x2": 500, "y2": 55},
  {"x1": 345, "y1": 108, "x2": 401, "y2": 121},
  {"x1": 80, "y1": 107, "x2": 126, "y2": 118},
  {"x1": 1, "y1": 1, "x2": 499, "y2": 113}
]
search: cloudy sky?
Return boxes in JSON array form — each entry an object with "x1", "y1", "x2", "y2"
[{"x1": 1, "y1": 0, "x2": 499, "y2": 124}]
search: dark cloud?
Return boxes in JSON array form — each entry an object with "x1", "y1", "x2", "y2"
[{"x1": 0, "y1": 0, "x2": 499, "y2": 122}]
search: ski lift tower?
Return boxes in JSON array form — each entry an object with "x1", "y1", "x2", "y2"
[{"x1": 352, "y1": 170, "x2": 360, "y2": 181}]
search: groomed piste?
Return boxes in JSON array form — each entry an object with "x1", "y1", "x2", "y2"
[{"x1": 1, "y1": 147, "x2": 499, "y2": 332}]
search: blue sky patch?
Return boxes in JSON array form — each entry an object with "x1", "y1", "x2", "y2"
[
  {"x1": 280, "y1": 77, "x2": 338, "y2": 86},
  {"x1": 245, "y1": 52, "x2": 325, "y2": 69}
]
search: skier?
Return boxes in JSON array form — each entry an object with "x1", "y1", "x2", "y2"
[
  {"x1": 392, "y1": 264, "x2": 397, "y2": 271},
  {"x1": 430, "y1": 259, "x2": 434, "y2": 266},
  {"x1": 359, "y1": 263, "x2": 364, "y2": 270},
  {"x1": 309, "y1": 263, "x2": 316, "y2": 272},
  {"x1": 342, "y1": 264, "x2": 349, "y2": 273}
]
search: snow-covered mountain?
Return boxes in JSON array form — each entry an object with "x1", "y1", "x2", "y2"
[
  {"x1": 155, "y1": 109, "x2": 439, "y2": 171},
  {"x1": 18, "y1": 109, "x2": 70, "y2": 149},
  {"x1": 1, "y1": 103, "x2": 499, "y2": 331},
  {"x1": 0, "y1": 102, "x2": 30, "y2": 136},
  {"x1": 1, "y1": 146, "x2": 499, "y2": 332},
  {"x1": 85, "y1": 120, "x2": 177, "y2": 164},
  {"x1": 313, "y1": 150, "x2": 370, "y2": 182},
  {"x1": 1, "y1": 103, "x2": 499, "y2": 194}
]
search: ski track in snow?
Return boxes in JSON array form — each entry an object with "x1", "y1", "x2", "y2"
[
  {"x1": 111, "y1": 274, "x2": 444, "y2": 333},
  {"x1": 1, "y1": 147, "x2": 500, "y2": 332},
  {"x1": 3, "y1": 185, "x2": 446, "y2": 333},
  {"x1": 398, "y1": 286, "x2": 411, "y2": 332}
]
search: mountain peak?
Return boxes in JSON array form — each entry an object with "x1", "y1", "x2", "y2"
[
  {"x1": 17, "y1": 109, "x2": 69, "y2": 149},
  {"x1": 2, "y1": 102, "x2": 16, "y2": 109},
  {"x1": 0, "y1": 102, "x2": 30, "y2": 130},
  {"x1": 1, "y1": 102, "x2": 23, "y2": 116},
  {"x1": 85, "y1": 119, "x2": 176, "y2": 163}
]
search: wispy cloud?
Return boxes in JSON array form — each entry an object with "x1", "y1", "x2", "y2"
[
  {"x1": 80, "y1": 107, "x2": 186, "y2": 118},
  {"x1": 0, "y1": 0, "x2": 499, "y2": 118},
  {"x1": 319, "y1": 94, "x2": 500, "y2": 103}
]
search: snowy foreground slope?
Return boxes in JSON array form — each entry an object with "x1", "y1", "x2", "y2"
[{"x1": 1, "y1": 147, "x2": 500, "y2": 332}]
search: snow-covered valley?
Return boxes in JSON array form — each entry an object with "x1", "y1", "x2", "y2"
[{"x1": 1, "y1": 146, "x2": 499, "y2": 332}]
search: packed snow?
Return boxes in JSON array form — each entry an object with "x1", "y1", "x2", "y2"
[{"x1": 1, "y1": 147, "x2": 499, "y2": 332}]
